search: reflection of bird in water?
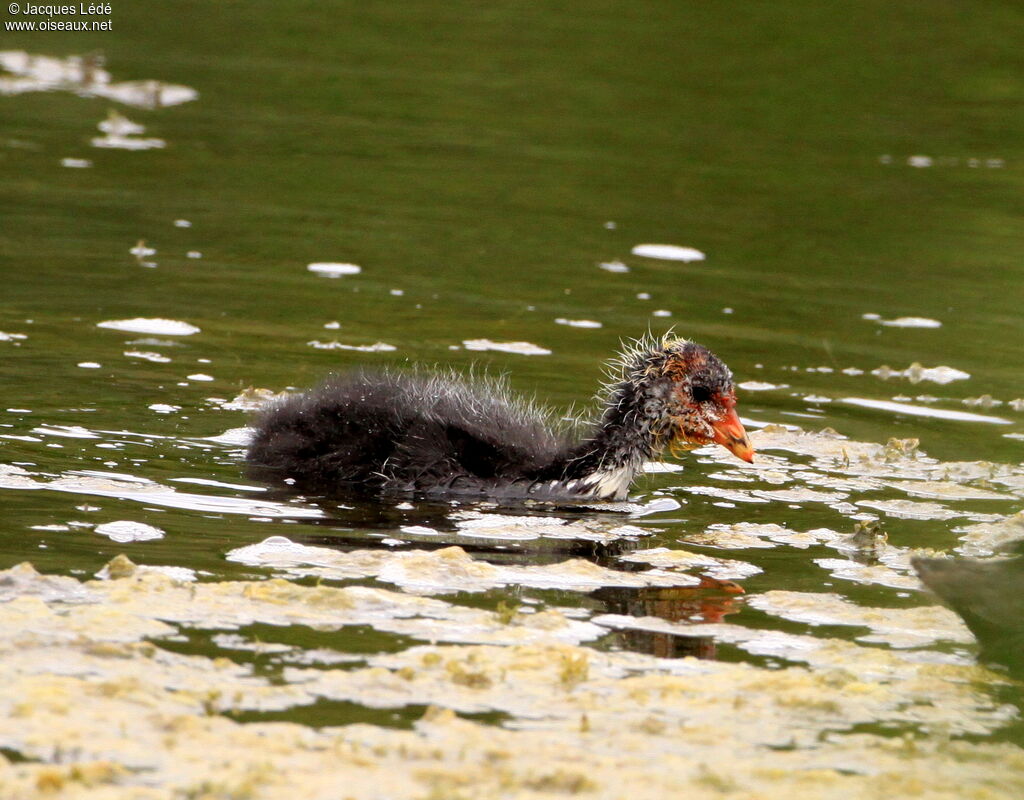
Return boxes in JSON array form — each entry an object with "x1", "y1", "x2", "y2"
[
  {"x1": 247, "y1": 334, "x2": 753, "y2": 500},
  {"x1": 595, "y1": 577, "x2": 746, "y2": 660},
  {"x1": 913, "y1": 544, "x2": 1024, "y2": 676},
  {"x1": 635, "y1": 578, "x2": 746, "y2": 624}
]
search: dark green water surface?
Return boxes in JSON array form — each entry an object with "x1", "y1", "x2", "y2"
[{"x1": 2, "y1": 0, "x2": 1023, "y2": 746}]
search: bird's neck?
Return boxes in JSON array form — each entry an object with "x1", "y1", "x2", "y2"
[{"x1": 548, "y1": 379, "x2": 665, "y2": 499}]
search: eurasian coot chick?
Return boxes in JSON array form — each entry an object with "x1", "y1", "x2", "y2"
[{"x1": 246, "y1": 334, "x2": 754, "y2": 500}]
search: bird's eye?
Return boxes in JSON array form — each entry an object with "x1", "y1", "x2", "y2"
[{"x1": 691, "y1": 384, "x2": 712, "y2": 404}]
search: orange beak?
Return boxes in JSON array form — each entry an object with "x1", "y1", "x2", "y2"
[{"x1": 711, "y1": 407, "x2": 755, "y2": 463}]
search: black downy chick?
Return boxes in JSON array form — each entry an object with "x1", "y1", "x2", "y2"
[{"x1": 245, "y1": 334, "x2": 754, "y2": 500}]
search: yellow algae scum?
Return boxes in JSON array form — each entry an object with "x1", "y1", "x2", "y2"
[{"x1": 0, "y1": 559, "x2": 1021, "y2": 799}]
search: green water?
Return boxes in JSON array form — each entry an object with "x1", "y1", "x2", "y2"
[{"x1": 2, "y1": 0, "x2": 1023, "y2": 750}]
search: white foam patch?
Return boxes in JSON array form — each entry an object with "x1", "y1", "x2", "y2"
[
  {"x1": 963, "y1": 395, "x2": 1002, "y2": 409},
  {"x1": 856, "y1": 499, "x2": 973, "y2": 521},
  {"x1": 684, "y1": 522, "x2": 829, "y2": 550},
  {"x1": 92, "y1": 134, "x2": 165, "y2": 150},
  {"x1": 738, "y1": 381, "x2": 789, "y2": 391},
  {"x1": 93, "y1": 113, "x2": 165, "y2": 149},
  {"x1": 211, "y1": 634, "x2": 291, "y2": 654},
  {"x1": 29, "y1": 472, "x2": 325, "y2": 519},
  {"x1": 955, "y1": 512, "x2": 1024, "y2": 557},
  {"x1": 0, "y1": 51, "x2": 198, "y2": 108},
  {"x1": 631, "y1": 497, "x2": 683, "y2": 515},
  {"x1": 842, "y1": 397, "x2": 1010, "y2": 425},
  {"x1": 746, "y1": 591, "x2": 971, "y2": 648},
  {"x1": 752, "y1": 487, "x2": 848, "y2": 504},
  {"x1": 554, "y1": 318, "x2": 602, "y2": 328},
  {"x1": 97, "y1": 562, "x2": 199, "y2": 583},
  {"x1": 201, "y1": 427, "x2": 255, "y2": 447},
  {"x1": 61, "y1": 157, "x2": 92, "y2": 168},
  {"x1": 125, "y1": 350, "x2": 172, "y2": 363},
  {"x1": 598, "y1": 260, "x2": 629, "y2": 273},
  {"x1": 103, "y1": 82, "x2": 198, "y2": 108},
  {"x1": 170, "y1": 477, "x2": 265, "y2": 493},
  {"x1": 684, "y1": 485, "x2": 771, "y2": 505},
  {"x1": 462, "y1": 339, "x2": 551, "y2": 356},
  {"x1": 212, "y1": 389, "x2": 289, "y2": 412},
  {"x1": 400, "y1": 525, "x2": 441, "y2": 537},
  {"x1": 618, "y1": 547, "x2": 761, "y2": 581},
  {"x1": 307, "y1": 263, "x2": 361, "y2": 277},
  {"x1": 98, "y1": 112, "x2": 144, "y2": 135},
  {"x1": 885, "y1": 480, "x2": 1009, "y2": 501},
  {"x1": 871, "y1": 364, "x2": 970, "y2": 384},
  {"x1": 631, "y1": 244, "x2": 706, "y2": 262},
  {"x1": 813, "y1": 558, "x2": 921, "y2": 591},
  {"x1": 226, "y1": 537, "x2": 693, "y2": 594},
  {"x1": 307, "y1": 340, "x2": 396, "y2": 352},
  {"x1": 98, "y1": 318, "x2": 200, "y2": 336},
  {"x1": 94, "y1": 521, "x2": 165, "y2": 543},
  {"x1": 452, "y1": 512, "x2": 651, "y2": 543},
  {"x1": 877, "y1": 317, "x2": 942, "y2": 328},
  {"x1": 31, "y1": 425, "x2": 97, "y2": 439}
]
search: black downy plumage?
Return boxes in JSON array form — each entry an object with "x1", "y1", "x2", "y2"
[{"x1": 245, "y1": 334, "x2": 754, "y2": 500}]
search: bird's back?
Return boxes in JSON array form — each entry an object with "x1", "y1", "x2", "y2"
[{"x1": 246, "y1": 370, "x2": 573, "y2": 495}]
